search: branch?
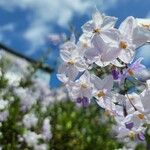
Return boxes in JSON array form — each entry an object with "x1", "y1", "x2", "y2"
[{"x1": 0, "y1": 43, "x2": 53, "y2": 73}]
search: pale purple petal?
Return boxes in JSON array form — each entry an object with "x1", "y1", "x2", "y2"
[
  {"x1": 91, "y1": 34, "x2": 106, "y2": 53},
  {"x1": 101, "y1": 28, "x2": 120, "y2": 43},
  {"x1": 84, "y1": 47, "x2": 99, "y2": 61},
  {"x1": 101, "y1": 47, "x2": 121, "y2": 62}
]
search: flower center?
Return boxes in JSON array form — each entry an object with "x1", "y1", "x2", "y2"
[
  {"x1": 141, "y1": 23, "x2": 150, "y2": 29},
  {"x1": 137, "y1": 113, "x2": 144, "y2": 120},
  {"x1": 119, "y1": 41, "x2": 128, "y2": 49},
  {"x1": 67, "y1": 60, "x2": 75, "y2": 65},
  {"x1": 81, "y1": 83, "x2": 88, "y2": 89},
  {"x1": 128, "y1": 69, "x2": 134, "y2": 76},
  {"x1": 82, "y1": 42, "x2": 88, "y2": 48},
  {"x1": 93, "y1": 28, "x2": 101, "y2": 33},
  {"x1": 129, "y1": 131, "x2": 135, "y2": 139},
  {"x1": 97, "y1": 90, "x2": 105, "y2": 98}
]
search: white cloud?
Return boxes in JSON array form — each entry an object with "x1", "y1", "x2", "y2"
[{"x1": 0, "y1": 0, "x2": 120, "y2": 53}]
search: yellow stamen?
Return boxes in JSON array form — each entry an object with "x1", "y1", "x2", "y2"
[
  {"x1": 81, "y1": 83, "x2": 88, "y2": 89},
  {"x1": 138, "y1": 113, "x2": 144, "y2": 120},
  {"x1": 129, "y1": 131, "x2": 135, "y2": 139},
  {"x1": 93, "y1": 28, "x2": 101, "y2": 33},
  {"x1": 141, "y1": 23, "x2": 150, "y2": 29},
  {"x1": 97, "y1": 91, "x2": 105, "y2": 98},
  {"x1": 82, "y1": 42, "x2": 88, "y2": 48},
  {"x1": 67, "y1": 60, "x2": 75, "y2": 65},
  {"x1": 130, "y1": 97, "x2": 134, "y2": 101},
  {"x1": 128, "y1": 69, "x2": 134, "y2": 76},
  {"x1": 119, "y1": 41, "x2": 128, "y2": 49}
]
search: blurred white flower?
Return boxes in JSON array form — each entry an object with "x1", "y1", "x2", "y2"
[
  {"x1": 34, "y1": 144, "x2": 48, "y2": 150},
  {"x1": 0, "y1": 110, "x2": 9, "y2": 122},
  {"x1": 0, "y1": 99, "x2": 8, "y2": 110},
  {"x1": 23, "y1": 113, "x2": 38, "y2": 129},
  {"x1": 42, "y1": 118, "x2": 52, "y2": 141},
  {"x1": 13, "y1": 87, "x2": 37, "y2": 111},
  {"x1": 23, "y1": 131, "x2": 41, "y2": 147}
]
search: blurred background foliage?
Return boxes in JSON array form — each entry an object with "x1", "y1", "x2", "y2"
[{"x1": 50, "y1": 100, "x2": 123, "y2": 150}]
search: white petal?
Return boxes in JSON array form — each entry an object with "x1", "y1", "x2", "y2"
[
  {"x1": 101, "y1": 16, "x2": 117, "y2": 30},
  {"x1": 119, "y1": 16, "x2": 136, "y2": 38},
  {"x1": 91, "y1": 74, "x2": 104, "y2": 90},
  {"x1": 141, "y1": 90, "x2": 150, "y2": 114},
  {"x1": 96, "y1": 99, "x2": 106, "y2": 108},
  {"x1": 79, "y1": 70, "x2": 91, "y2": 83},
  {"x1": 111, "y1": 59, "x2": 125, "y2": 67},
  {"x1": 101, "y1": 47, "x2": 121, "y2": 62},
  {"x1": 84, "y1": 47, "x2": 99, "y2": 61},
  {"x1": 57, "y1": 73, "x2": 68, "y2": 83},
  {"x1": 133, "y1": 26, "x2": 150, "y2": 48},
  {"x1": 101, "y1": 28, "x2": 120, "y2": 43},
  {"x1": 67, "y1": 65, "x2": 79, "y2": 81},
  {"x1": 92, "y1": 34, "x2": 106, "y2": 53},
  {"x1": 95, "y1": 59, "x2": 110, "y2": 67},
  {"x1": 118, "y1": 49, "x2": 134, "y2": 63},
  {"x1": 70, "y1": 33, "x2": 76, "y2": 43},
  {"x1": 59, "y1": 63, "x2": 79, "y2": 81},
  {"x1": 75, "y1": 58, "x2": 88, "y2": 72},
  {"x1": 117, "y1": 127, "x2": 129, "y2": 138},
  {"x1": 102, "y1": 75, "x2": 114, "y2": 91},
  {"x1": 82, "y1": 20, "x2": 95, "y2": 33},
  {"x1": 60, "y1": 50, "x2": 71, "y2": 62},
  {"x1": 60, "y1": 41, "x2": 76, "y2": 51},
  {"x1": 92, "y1": 9, "x2": 103, "y2": 28}
]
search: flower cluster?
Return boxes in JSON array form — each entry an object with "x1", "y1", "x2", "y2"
[{"x1": 57, "y1": 9, "x2": 150, "y2": 141}]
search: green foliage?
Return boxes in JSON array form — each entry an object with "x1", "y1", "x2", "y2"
[{"x1": 49, "y1": 101, "x2": 123, "y2": 150}]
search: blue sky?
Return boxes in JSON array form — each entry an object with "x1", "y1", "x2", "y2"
[{"x1": 0, "y1": 0, "x2": 150, "y2": 87}]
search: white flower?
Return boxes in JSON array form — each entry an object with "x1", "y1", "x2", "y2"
[
  {"x1": 119, "y1": 111, "x2": 145, "y2": 130},
  {"x1": 84, "y1": 37, "x2": 112, "y2": 66},
  {"x1": 60, "y1": 33, "x2": 76, "y2": 52},
  {"x1": 116, "y1": 123, "x2": 145, "y2": 141},
  {"x1": 110, "y1": 17, "x2": 137, "y2": 64},
  {"x1": 59, "y1": 49, "x2": 88, "y2": 81},
  {"x1": 82, "y1": 9, "x2": 118, "y2": 43},
  {"x1": 69, "y1": 71, "x2": 93, "y2": 101},
  {"x1": 91, "y1": 75, "x2": 114, "y2": 109}
]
